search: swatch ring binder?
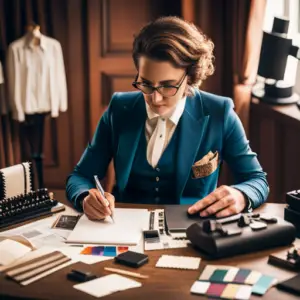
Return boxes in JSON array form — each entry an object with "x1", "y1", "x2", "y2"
[{"x1": 0, "y1": 162, "x2": 64, "y2": 229}]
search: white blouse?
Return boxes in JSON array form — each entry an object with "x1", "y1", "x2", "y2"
[{"x1": 7, "y1": 34, "x2": 67, "y2": 121}]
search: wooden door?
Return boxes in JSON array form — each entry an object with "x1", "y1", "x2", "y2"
[
  {"x1": 43, "y1": 0, "x2": 88, "y2": 189},
  {"x1": 87, "y1": 0, "x2": 163, "y2": 133}
]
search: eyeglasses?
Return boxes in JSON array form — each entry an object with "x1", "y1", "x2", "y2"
[{"x1": 132, "y1": 72, "x2": 187, "y2": 97}]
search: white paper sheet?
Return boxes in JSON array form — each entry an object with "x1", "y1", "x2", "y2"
[
  {"x1": 66, "y1": 208, "x2": 149, "y2": 245},
  {"x1": 73, "y1": 274, "x2": 141, "y2": 298},
  {"x1": 0, "y1": 215, "x2": 69, "y2": 248}
]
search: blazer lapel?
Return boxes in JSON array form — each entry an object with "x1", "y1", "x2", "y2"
[
  {"x1": 116, "y1": 94, "x2": 146, "y2": 192},
  {"x1": 176, "y1": 93, "x2": 210, "y2": 198}
]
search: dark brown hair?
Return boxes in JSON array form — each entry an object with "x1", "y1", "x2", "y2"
[{"x1": 132, "y1": 16, "x2": 215, "y2": 93}]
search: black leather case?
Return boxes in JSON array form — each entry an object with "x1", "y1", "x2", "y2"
[
  {"x1": 284, "y1": 207, "x2": 300, "y2": 237},
  {"x1": 286, "y1": 190, "x2": 300, "y2": 212},
  {"x1": 114, "y1": 251, "x2": 148, "y2": 268},
  {"x1": 277, "y1": 273, "x2": 300, "y2": 296}
]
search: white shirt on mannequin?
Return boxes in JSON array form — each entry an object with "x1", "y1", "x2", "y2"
[{"x1": 7, "y1": 34, "x2": 67, "y2": 122}]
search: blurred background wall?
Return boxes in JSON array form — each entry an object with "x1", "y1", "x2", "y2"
[{"x1": 0, "y1": 0, "x2": 265, "y2": 189}]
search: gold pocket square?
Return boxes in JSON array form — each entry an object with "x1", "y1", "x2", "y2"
[{"x1": 192, "y1": 151, "x2": 219, "y2": 178}]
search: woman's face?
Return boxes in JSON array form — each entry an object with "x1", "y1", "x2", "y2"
[{"x1": 137, "y1": 56, "x2": 187, "y2": 116}]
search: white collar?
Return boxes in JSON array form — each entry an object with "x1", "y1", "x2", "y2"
[
  {"x1": 146, "y1": 96, "x2": 186, "y2": 125},
  {"x1": 24, "y1": 34, "x2": 47, "y2": 51}
]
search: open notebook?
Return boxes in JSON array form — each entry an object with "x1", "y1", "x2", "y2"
[{"x1": 66, "y1": 208, "x2": 149, "y2": 245}]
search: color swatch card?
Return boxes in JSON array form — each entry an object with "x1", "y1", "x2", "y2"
[
  {"x1": 190, "y1": 281, "x2": 252, "y2": 300},
  {"x1": 251, "y1": 274, "x2": 278, "y2": 296},
  {"x1": 156, "y1": 255, "x2": 201, "y2": 270},
  {"x1": 199, "y1": 265, "x2": 277, "y2": 296},
  {"x1": 73, "y1": 274, "x2": 142, "y2": 298},
  {"x1": 80, "y1": 246, "x2": 128, "y2": 257}
]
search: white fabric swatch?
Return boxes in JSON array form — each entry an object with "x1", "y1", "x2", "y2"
[
  {"x1": 73, "y1": 274, "x2": 142, "y2": 298},
  {"x1": 190, "y1": 281, "x2": 210, "y2": 294},
  {"x1": 155, "y1": 255, "x2": 201, "y2": 270}
]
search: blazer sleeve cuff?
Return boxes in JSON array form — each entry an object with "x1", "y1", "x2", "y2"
[
  {"x1": 74, "y1": 190, "x2": 89, "y2": 212},
  {"x1": 231, "y1": 183, "x2": 260, "y2": 209}
]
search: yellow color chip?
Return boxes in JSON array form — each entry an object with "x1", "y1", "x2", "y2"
[{"x1": 221, "y1": 283, "x2": 240, "y2": 299}]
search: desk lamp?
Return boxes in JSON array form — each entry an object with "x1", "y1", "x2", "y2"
[{"x1": 252, "y1": 17, "x2": 300, "y2": 104}]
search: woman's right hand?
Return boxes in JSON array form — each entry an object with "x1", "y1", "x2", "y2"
[{"x1": 82, "y1": 188, "x2": 115, "y2": 220}]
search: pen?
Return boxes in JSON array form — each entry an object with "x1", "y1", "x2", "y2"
[
  {"x1": 104, "y1": 267, "x2": 149, "y2": 279},
  {"x1": 94, "y1": 175, "x2": 115, "y2": 223}
]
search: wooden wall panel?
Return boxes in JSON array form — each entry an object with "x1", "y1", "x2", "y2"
[
  {"x1": 283, "y1": 128, "x2": 300, "y2": 193},
  {"x1": 102, "y1": 73, "x2": 136, "y2": 105},
  {"x1": 44, "y1": 0, "x2": 88, "y2": 188},
  {"x1": 250, "y1": 98, "x2": 300, "y2": 203},
  {"x1": 102, "y1": 0, "x2": 151, "y2": 55},
  {"x1": 88, "y1": 0, "x2": 161, "y2": 133},
  {"x1": 39, "y1": 0, "x2": 72, "y2": 188}
]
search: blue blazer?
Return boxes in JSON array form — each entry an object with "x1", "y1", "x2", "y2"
[{"x1": 66, "y1": 90, "x2": 269, "y2": 210}]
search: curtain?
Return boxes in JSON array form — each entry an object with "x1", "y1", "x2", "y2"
[
  {"x1": 0, "y1": 0, "x2": 68, "y2": 169},
  {"x1": 233, "y1": 0, "x2": 267, "y2": 134}
]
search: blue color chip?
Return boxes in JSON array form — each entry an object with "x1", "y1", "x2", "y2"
[
  {"x1": 103, "y1": 246, "x2": 117, "y2": 257},
  {"x1": 252, "y1": 275, "x2": 275, "y2": 295}
]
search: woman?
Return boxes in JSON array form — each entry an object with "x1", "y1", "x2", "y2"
[{"x1": 66, "y1": 16, "x2": 269, "y2": 220}]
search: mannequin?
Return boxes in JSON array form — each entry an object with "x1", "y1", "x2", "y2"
[{"x1": 7, "y1": 22, "x2": 68, "y2": 188}]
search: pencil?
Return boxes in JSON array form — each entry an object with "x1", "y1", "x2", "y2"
[
  {"x1": 104, "y1": 267, "x2": 149, "y2": 279},
  {"x1": 94, "y1": 175, "x2": 115, "y2": 223}
]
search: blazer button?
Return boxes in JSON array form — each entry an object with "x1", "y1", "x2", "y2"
[
  {"x1": 156, "y1": 168, "x2": 160, "y2": 172},
  {"x1": 156, "y1": 177, "x2": 160, "y2": 182},
  {"x1": 155, "y1": 187, "x2": 159, "y2": 192}
]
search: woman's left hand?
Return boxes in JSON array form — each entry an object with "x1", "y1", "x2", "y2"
[{"x1": 188, "y1": 185, "x2": 247, "y2": 218}]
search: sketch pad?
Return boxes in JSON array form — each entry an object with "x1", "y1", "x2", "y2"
[{"x1": 66, "y1": 208, "x2": 149, "y2": 245}]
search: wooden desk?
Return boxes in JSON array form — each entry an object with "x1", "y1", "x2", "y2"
[{"x1": 0, "y1": 195, "x2": 299, "y2": 300}]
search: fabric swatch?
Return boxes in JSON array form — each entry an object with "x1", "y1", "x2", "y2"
[
  {"x1": 191, "y1": 280, "x2": 252, "y2": 300},
  {"x1": 155, "y1": 255, "x2": 201, "y2": 270}
]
